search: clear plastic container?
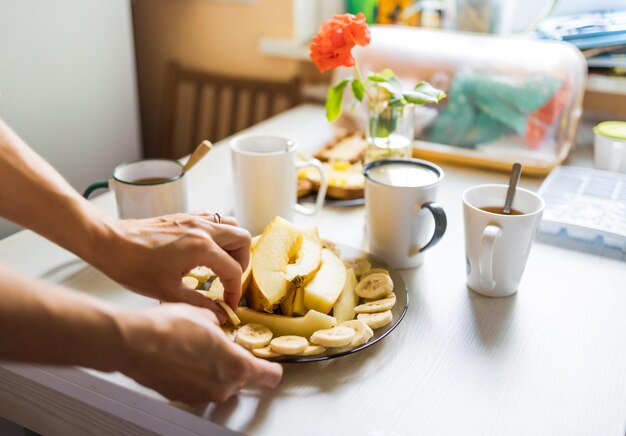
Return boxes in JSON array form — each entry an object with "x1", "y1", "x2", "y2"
[{"x1": 333, "y1": 25, "x2": 587, "y2": 176}]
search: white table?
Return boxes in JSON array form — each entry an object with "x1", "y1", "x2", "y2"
[{"x1": 1, "y1": 105, "x2": 625, "y2": 436}]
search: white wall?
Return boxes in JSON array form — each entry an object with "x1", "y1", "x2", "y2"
[{"x1": 0, "y1": 0, "x2": 142, "y2": 238}]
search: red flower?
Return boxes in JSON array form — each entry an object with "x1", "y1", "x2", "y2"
[{"x1": 309, "y1": 13, "x2": 371, "y2": 73}]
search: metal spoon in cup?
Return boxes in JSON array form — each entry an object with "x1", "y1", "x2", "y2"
[
  {"x1": 503, "y1": 162, "x2": 522, "y2": 215},
  {"x1": 182, "y1": 140, "x2": 213, "y2": 174}
]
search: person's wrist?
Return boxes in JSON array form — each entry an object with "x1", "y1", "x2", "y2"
[
  {"x1": 82, "y1": 212, "x2": 127, "y2": 279},
  {"x1": 112, "y1": 308, "x2": 156, "y2": 375}
]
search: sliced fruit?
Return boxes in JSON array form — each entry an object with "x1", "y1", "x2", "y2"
[
  {"x1": 235, "y1": 323, "x2": 273, "y2": 349},
  {"x1": 291, "y1": 287, "x2": 307, "y2": 316},
  {"x1": 280, "y1": 285, "x2": 297, "y2": 317},
  {"x1": 284, "y1": 231, "x2": 322, "y2": 287},
  {"x1": 215, "y1": 300, "x2": 241, "y2": 326},
  {"x1": 304, "y1": 248, "x2": 347, "y2": 314},
  {"x1": 252, "y1": 346, "x2": 282, "y2": 359},
  {"x1": 187, "y1": 266, "x2": 215, "y2": 283},
  {"x1": 299, "y1": 344, "x2": 327, "y2": 356},
  {"x1": 355, "y1": 273, "x2": 394, "y2": 299},
  {"x1": 270, "y1": 336, "x2": 309, "y2": 355},
  {"x1": 354, "y1": 294, "x2": 396, "y2": 314},
  {"x1": 251, "y1": 217, "x2": 321, "y2": 311},
  {"x1": 357, "y1": 310, "x2": 393, "y2": 329},
  {"x1": 221, "y1": 325, "x2": 237, "y2": 341},
  {"x1": 343, "y1": 258, "x2": 371, "y2": 278},
  {"x1": 333, "y1": 268, "x2": 359, "y2": 323},
  {"x1": 321, "y1": 239, "x2": 341, "y2": 257},
  {"x1": 310, "y1": 326, "x2": 356, "y2": 348},
  {"x1": 361, "y1": 268, "x2": 390, "y2": 279},
  {"x1": 182, "y1": 276, "x2": 199, "y2": 290},
  {"x1": 236, "y1": 307, "x2": 336, "y2": 338},
  {"x1": 340, "y1": 320, "x2": 374, "y2": 347}
]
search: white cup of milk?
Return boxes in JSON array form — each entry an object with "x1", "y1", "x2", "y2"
[{"x1": 363, "y1": 158, "x2": 447, "y2": 269}]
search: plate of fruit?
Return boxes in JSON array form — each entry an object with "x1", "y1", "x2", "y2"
[{"x1": 184, "y1": 216, "x2": 408, "y2": 363}]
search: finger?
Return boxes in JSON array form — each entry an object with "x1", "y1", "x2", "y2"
[
  {"x1": 189, "y1": 211, "x2": 239, "y2": 227},
  {"x1": 193, "y1": 220, "x2": 251, "y2": 274},
  {"x1": 244, "y1": 357, "x2": 283, "y2": 389},
  {"x1": 196, "y1": 242, "x2": 242, "y2": 310},
  {"x1": 170, "y1": 286, "x2": 227, "y2": 324},
  {"x1": 226, "y1": 343, "x2": 282, "y2": 389}
]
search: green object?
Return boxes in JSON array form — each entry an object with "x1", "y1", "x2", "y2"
[
  {"x1": 326, "y1": 68, "x2": 446, "y2": 122},
  {"x1": 347, "y1": 0, "x2": 378, "y2": 23},
  {"x1": 326, "y1": 79, "x2": 351, "y2": 121},
  {"x1": 427, "y1": 71, "x2": 562, "y2": 148},
  {"x1": 594, "y1": 121, "x2": 626, "y2": 140}
]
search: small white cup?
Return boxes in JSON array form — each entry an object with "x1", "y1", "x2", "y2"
[
  {"x1": 84, "y1": 159, "x2": 188, "y2": 219},
  {"x1": 462, "y1": 184, "x2": 544, "y2": 298},
  {"x1": 593, "y1": 121, "x2": 626, "y2": 173},
  {"x1": 364, "y1": 158, "x2": 447, "y2": 269},
  {"x1": 229, "y1": 135, "x2": 327, "y2": 236}
]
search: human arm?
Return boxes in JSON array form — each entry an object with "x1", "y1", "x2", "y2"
[
  {"x1": 0, "y1": 262, "x2": 282, "y2": 403},
  {"x1": 0, "y1": 118, "x2": 247, "y2": 310}
]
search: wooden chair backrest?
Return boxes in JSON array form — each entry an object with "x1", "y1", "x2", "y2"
[{"x1": 159, "y1": 61, "x2": 301, "y2": 158}]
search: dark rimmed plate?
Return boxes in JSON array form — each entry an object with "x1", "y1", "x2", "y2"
[
  {"x1": 299, "y1": 194, "x2": 365, "y2": 207},
  {"x1": 268, "y1": 244, "x2": 408, "y2": 364}
]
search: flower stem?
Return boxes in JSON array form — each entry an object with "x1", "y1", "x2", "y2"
[{"x1": 354, "y1": 61, "x2": 363, "y2": 83}]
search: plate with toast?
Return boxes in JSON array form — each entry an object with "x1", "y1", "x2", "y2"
[{"x1": 298, "y1": 131, "x2": 367, "y2": 205}]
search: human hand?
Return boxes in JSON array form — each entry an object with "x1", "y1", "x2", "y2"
[
  {"x1": 118, "y1": 304, "x2": 282, "y2": 403},
  {"x1": 93, "y1": 212, "x2": 250, "y2": 318}
]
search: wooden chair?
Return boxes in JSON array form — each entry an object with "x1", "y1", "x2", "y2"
[{"x1": 159, "y1": 61, "x2": 301, "y2": 158}]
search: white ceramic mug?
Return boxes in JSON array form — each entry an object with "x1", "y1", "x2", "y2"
[
  {"x1": 84, "y1": 159, "x2": 188, "y2": 219},
  {"x1": 462, "y1": 184, "x2": 544, "y2": 298},
  {"x1": 593, "y1": 121, "x2": 626, "y2": 173},
  {"x1": 363, "y1": 158, "x2": 447, "y2": 269},
  {"x1": 229, "y1": 135, "x2": 327, "y2": 235}
]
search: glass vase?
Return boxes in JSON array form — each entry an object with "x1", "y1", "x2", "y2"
[{"x1": 366, "y1": 104, "x2": 414, "y2": 163}]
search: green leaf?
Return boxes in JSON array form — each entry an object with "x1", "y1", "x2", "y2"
[
  {"x1": 388, "y1": 95, "x2": 406, "y2": 107},
  {"x1": 367, "y1": 73, "x2": 388, "y2": 83},
  {"x1": 351, "y1": 79, "x2": 365, "y2": 102},
  {"x1": 326, "y1": 79, "x2": 350, "y2": 122},
  {"x1": 404, "y1": 81, "x2": 447, "y2": 105},
  {"x1": 379, "y1": 68, "x2": 396, "y2": 79}
]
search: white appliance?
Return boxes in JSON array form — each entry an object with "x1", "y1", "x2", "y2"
[{"x1": 0, "y1": 0, "x2": 142, "y2": 238}]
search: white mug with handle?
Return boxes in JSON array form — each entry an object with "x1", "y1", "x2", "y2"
[
  {"x1": 230, "y1": 134, "x2": 327, "y2": 235},
  {"x1": 83, "y1": 158, "x2": 188, "y2": 219},
  {"x1": 364, "y1": 158, "x2": 447, "y2": 270},
  {"x1": 463, "y1": 184, "x2": 544, "y2": 297}
]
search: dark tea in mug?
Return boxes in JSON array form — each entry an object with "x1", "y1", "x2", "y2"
[{"x1": 479, "y1": 206, "x2": 524, "y2": 215}]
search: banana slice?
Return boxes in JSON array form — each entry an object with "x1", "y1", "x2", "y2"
[
  {"x1": 298, "y1": 344, "x2": 327, "y2": 356},
  {"x1": 252, "y1": 346, "x2": 282, "y2": 359},
  {"x1": 355, "y1": 273, "x2": 393, "y2": 299},
  {"x1": 235, "y1": 323, "x2": 273, "y2": 349},
  {"x1": 215, "y1": 300, "x2": 241, "y2": 326},
  {"x1": 187, "y1": 266, "x2": 215, "y2": 283},
  {"x1": 357, "y1": 310, "x2": 393, "y2": 329},
  {"x1": 182, "y1": 276, "x2": 199, "y2": 290},
  {"x1": 354, "y1": 294, "x2": 396, "y2": 314},
  {"x1": 310, "y1": 326, "x2": 355, "y2": 348},
  {"x1": 321, "y1": 239, "x2": 341, "y2": 257},
  {"x1": 221, "y1": 325, "x2": 237, "y2": 341},
  {"x1": 270, "y1": 336, "x2": 309, "y2": 355},
  {"x1": 340, "y1": 320, "x2": 374, "y2": 346},
  {"x1": 361, "y1": 268, "x2": 390, "y2": 279},
  {"x1": 343, "y1": 258, "x2": 371, "y2": 278}
]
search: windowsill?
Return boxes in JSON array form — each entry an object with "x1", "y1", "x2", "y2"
[{"x1": 259, "y1": 38, "x2": 310, "y2": 60}]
